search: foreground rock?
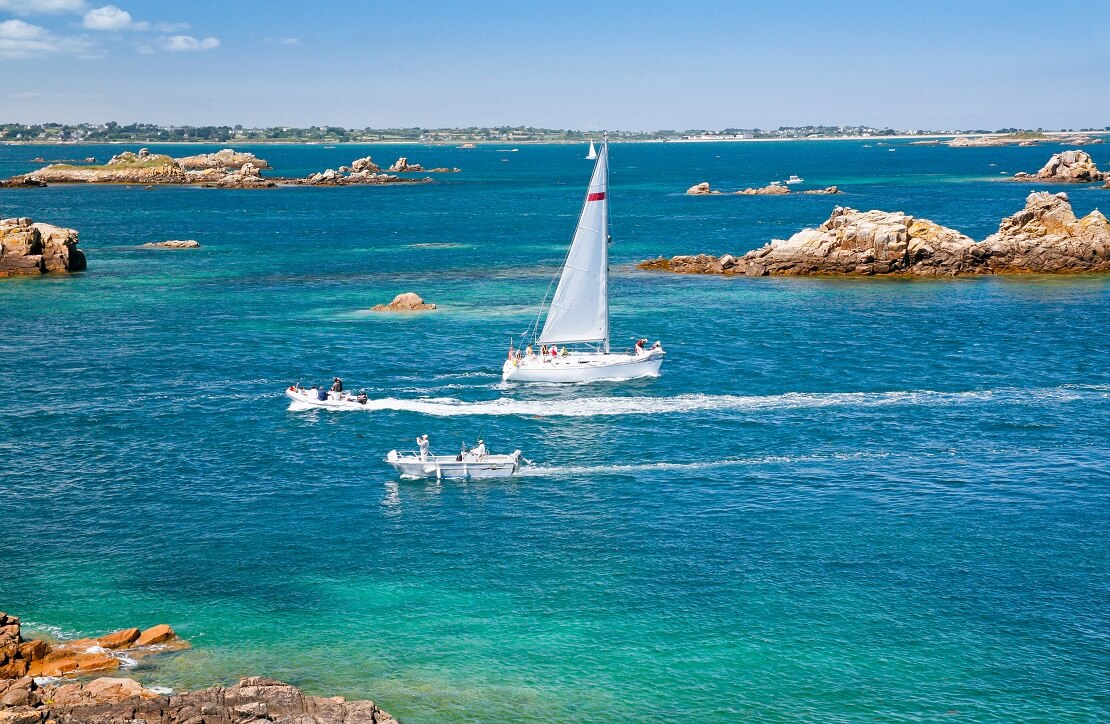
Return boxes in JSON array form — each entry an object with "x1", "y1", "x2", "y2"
[
  {"x1": 0, "y1": 612, "x2": 186, "y2": 679},
  {"x1": 640, "y1": 193, "x2": 1110, "y2": 277},
  {"x1": 686, "y1": 181, "x2": 719, "y2": 195},
  {"x1": 0, "y1": 217, "x2": 86, "y2": 276},
  {"x1": 371, "y1": 292, "x2": 436, "y2": 311},
  {"x1": 0, "y1": 676, "x2": 398, "y2": 724},
  {"x1": 142, "y1": 240, "x2": 201, "y2": 249},
  {"x1": 1012, "y1": 150, "x2": 1105, "y2": 183},
  {"x1": 1, "y1": 613, "x2": 396, "y2": 723},
  {"x1": 981, "y1": 192, "x2": 1110, "y2": 272}
]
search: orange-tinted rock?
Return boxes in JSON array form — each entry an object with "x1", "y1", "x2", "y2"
[
  {"x1": 371, "y1": 292, "x2": 436, "y2": 312},
  {"x1": 134, "y1": 624, "x2": 175, "y2": 646},
  {"x1": 97, "y1": 628, "x2": 140, "y2": 650},
  {"x1": 15, "y1": 640, "x2": 48, "y2": 662}
]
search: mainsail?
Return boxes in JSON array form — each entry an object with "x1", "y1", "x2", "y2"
[{"x1": 538, "y1": 142, "x2": 610, "y2": 350}]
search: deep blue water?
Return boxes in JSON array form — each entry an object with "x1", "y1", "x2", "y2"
[{"x1": 1, "y1": 140, "x2": 1108, "y2": 721}]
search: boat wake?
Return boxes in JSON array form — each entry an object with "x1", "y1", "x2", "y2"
[
  {"x1": 520, "y1": 451, "x2": 888, "y2": 477},
  {"x1": 290, "y1": 385, "x2": 1109, "y2": 417}
]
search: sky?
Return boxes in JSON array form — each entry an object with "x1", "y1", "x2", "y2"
[{"x1": 2, "y1": 0, "x2": 1109, "y2": 130}]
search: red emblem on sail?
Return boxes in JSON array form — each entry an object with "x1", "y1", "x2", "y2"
[{"x1": 587, "y1": 191, "x2": 606, "y2": 201}]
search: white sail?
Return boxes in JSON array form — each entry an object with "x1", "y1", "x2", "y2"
[
  {"x1": 539, "y1": 141, "x2": 609, "y2": 350},
  {"x1": 586, "y1": 141, "x2": 598, "y2": 160}
]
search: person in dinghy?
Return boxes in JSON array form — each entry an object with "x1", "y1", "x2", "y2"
[{"x1": 501, "y1": 139, "x2": 665, "y2": 384}]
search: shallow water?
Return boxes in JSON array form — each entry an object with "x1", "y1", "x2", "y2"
[{"x1": 1, "y1": 140, "x2": 1109, "y2": 721}]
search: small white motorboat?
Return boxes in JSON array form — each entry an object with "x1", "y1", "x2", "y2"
[
  {"x1": 785, "y1": 175, "x2": 804, "y2": 185},
  {"x1": 385, "y1": 449, "x2": 524, "y2": 479},
  {"x1": 286, "y1": 385, "x2": 372, "y2": 410}
]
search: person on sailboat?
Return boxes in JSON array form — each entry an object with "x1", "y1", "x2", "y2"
[
  {"x1": 474, "y1": 439, "x2": 487, "y2": 460},
  {"x1": 417, "y1": 434, "x2": 430, "y2": 461},
  {"x1": 634, "y1": 338, "x2": 647, "y2": 355}
]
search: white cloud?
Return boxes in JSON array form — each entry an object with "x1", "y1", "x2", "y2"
[
  {"x1": 0, "y1": 17, "x2": 93, "y2": 58},
  {"x1": 81, "y1": 4, "x2": 130, "y2": 29},
  {"x1": 79, "y1": 5, "x2": 189, "y2": 33},
  {"x1": 0, "y1": 0, "x2": 86, "y2": 15},
  {"x1": 160, "y1": 34, "x2": 217, "y2": 51},
  {"x1": 278, "y1": 36, "x2": 302, "y2": 46}
]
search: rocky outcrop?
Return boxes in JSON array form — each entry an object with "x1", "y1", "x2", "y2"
[
  {"x1": 0, "y1": 612, "x2": 185, "y2": 679},
  {"x1": 426, "y1": 167, "x2": 461, "y2": 173},
  {"x1": 1012, "y1": 150, "x2": 1105, "y2": 183},
  {"x1": 0, "y1": 217, "x2": 86, "y2": 276},
  {"x1": 0, "y1": 676, "x2": 398, "y2": 724},
  {"x1": 640, "y1": 194, "x2": 1110, "y2": 277},
  {"x1": 738, "y1": 184, "x2": 789, "y2": 195},
  {"x1": 0, "y1": 614, "x2": 396, "y2": 724},
  {"x1": 142, "y1": 240, "x2": 200, "y2": 249},
  {"x1": 210, "y1": 162, "x2": 278, "y2": 188},
  {"x1": 349, "y1": 156, "x2": 380, "y2": 173},
  {"x1": 687, "y1": 182, "x2": 840, "y2": 196},
  {"x1": 981, "y1": 191, "x2": 1110, "y2": 272},
  {"x1": 24, "y1": 150, "x2": 189, "y2": 184},
  {"x1": 642, "y1": 206, "x2": 985, "y2": 277},
  {"x1": 371, "y1": 292, "x2": 436, "y2": 311},
  {"x1": 387, "y1": 157, "x2": 423, "y2": 172},
  {"x1": 5, "y1": 149, "x2": 425, "y2": 188},
  {"x1": 176, "y1": 148, "x2": 271, "y2": 170}
]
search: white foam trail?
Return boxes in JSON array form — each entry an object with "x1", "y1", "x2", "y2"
[
  {"x1": 317, "y1": 385, "x2": 1108, "y2": 418},
  {"x1": 520, "y1": 451, "x2": 888, "y2": 476}
]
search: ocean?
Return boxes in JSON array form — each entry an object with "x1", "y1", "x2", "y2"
[{"x1": 1, "y1": 140, "x2": 1108, "y2": 720}]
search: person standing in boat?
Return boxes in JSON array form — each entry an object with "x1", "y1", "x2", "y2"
[
  {"x1": 417, "y1": 434, "x2": 430, "y2": 461},
  {"x1": 474, "y1": 439, "x2": 487, "y2": 460}
]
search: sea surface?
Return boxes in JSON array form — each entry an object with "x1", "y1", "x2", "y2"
[{"x1": 1, "y1": 140, "x2": 1108, "y2": 721}]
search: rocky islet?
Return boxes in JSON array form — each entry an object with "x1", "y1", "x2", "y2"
[{"x1": 641, "y1": 191, "x2": 1110, "y2": 277}]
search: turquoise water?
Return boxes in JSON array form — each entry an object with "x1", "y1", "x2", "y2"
[{"x1": 1, "y1": 141, "x2": 1108, "y2": 721}]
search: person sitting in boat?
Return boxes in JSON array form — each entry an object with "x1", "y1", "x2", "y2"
[
  {"x1": 316, "y1": 386, "x2": 328, "y2": 401},
  {"x1": 417, "y1": 434, "x2": 430, "y2": 460},
  {"x1": 525, "y1": 345, "x2": 533, "y2": 358},
  {"x1": 357, "y1": 390, "x2": 368, "y2": 405},
  {"x1": 474, "y1": 439, "x2": 487, "y2": 460},
  {"x1": 331, "y1": 377, "x2": 343, "y2": 393},
  {"x1": 549, "y1": 345, "x2": 558, "y2": 358},
  {"x1": 652, "y1": 340, "x2": 663, "y2": 351},
  {"x1": 560, "y1": 346, "x2": 568, "y2": 357}
]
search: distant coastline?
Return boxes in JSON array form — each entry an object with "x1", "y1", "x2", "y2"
[{"x1": 6, "y1": 131, "x2": 1109, "y2": 147}]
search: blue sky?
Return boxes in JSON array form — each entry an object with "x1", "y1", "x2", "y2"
[{"x1": 2, "y1": 0, "x2": 1109, "y2": 129}]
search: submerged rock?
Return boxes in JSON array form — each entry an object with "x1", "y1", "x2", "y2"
[
  {"x1": 371, "y1": 292, "x2": 436, "y2": 311},
  {"x1": 0, "y1": 217, "x2": 86, "y2": 276},
  {"x1": 1012, "y1": 150, "x2": 1105, "y2": 183}
]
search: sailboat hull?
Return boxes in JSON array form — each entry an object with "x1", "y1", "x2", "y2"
[{"x1": 502, "y1": 350, "x2": 664, "y2": 383}]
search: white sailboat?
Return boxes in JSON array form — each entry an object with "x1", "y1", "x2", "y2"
[
  {"x1": 586, "y1": 141, "x2": 598, "y2": 160},
  {"x1": 503, "y1": 140, "x2": 665, "y2": 384}
]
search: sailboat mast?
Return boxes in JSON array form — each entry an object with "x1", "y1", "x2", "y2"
[{"x1": 601, "y1": 138, "x2": 610, "y2": 353}]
